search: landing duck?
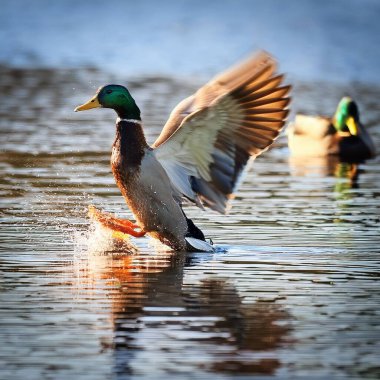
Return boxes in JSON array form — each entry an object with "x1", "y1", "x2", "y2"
[
  {"x1": 288, "y1": 97, "x2": 376, "y2": 161},
  {"x1": 75, "y1": 51, "x2": 290, "y2": 251}
]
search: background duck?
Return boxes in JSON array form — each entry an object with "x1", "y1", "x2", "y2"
[
  {"x1": 287, "y1": 97, "x2": 376, "y2": 161},
  {"x1": 75, "y1": 51, "x2": 290, "y2": 252}
]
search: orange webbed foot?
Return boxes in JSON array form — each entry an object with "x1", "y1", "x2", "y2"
[{"x1": 88, "y1": 205, "x2": 146, "y2": 238}]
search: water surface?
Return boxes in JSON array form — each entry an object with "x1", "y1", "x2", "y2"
[{"x1": 1, "y1": 66, "x2": 380, "y2": 379}]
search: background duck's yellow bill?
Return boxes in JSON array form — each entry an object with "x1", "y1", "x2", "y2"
[
  {"x1": 74, "y1": 97, "x2": 101, "y2": 112},
  {"x1": 346, "y1": 116, "x2": 358, "y2": 136}
]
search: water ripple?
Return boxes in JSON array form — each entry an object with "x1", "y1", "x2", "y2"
[{"x1": 1, "y1": 67, "x2": 380, "y2": 379}]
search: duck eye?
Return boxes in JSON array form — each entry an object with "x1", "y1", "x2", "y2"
[{"x1": 106, "y1": 89, "x2": 113, "y2": 94}]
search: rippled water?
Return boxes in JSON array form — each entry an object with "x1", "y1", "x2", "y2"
[{"x1": 1, "y1": 66, "x2": 380, "y2": 379}]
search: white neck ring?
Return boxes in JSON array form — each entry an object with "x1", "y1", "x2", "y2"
[{"x1": 116, "y1": 118, "x2": 142, "y2": 125}]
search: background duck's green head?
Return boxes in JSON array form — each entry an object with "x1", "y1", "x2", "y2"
[
  {"x1": 333, "y1": 97, "x2": 359, "y2": 135},
  {"x1": 75, "y1": 84, "x2": 141, "y2": 119}
]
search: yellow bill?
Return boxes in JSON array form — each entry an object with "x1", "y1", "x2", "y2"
[
  {"x1": 74, "y1": 96, "x2": 101, "y2": 112},
  {"x1": 346, "y1": 116, "x2": 358, "y2": 136}
]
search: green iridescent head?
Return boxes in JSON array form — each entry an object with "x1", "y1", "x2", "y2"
[
  {"x1": 75, "y1": 84, "x2": 141, "y2": 119},
  {"x1": 333, "y1": 97, "x2": 359, "y2": 135}
]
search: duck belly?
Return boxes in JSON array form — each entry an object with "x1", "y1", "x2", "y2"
[
  {"x1": 113, "y1": 151, "x2": 189, "y2": 249},
  {"x1": 127, "y1": 183, "x2": 188, "y2": 249}
]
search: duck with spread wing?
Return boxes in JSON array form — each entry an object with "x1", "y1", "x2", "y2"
[{"x1": 75, "y1": 51, "x2": 290, "y2": 251}]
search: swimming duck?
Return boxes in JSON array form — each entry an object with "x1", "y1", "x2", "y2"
[
  {"x1": 75, "y1": 51, "x2": 290, "y2": 251},
  {"x1": 288, "y1": 97, "x2": 376, "y2": 161}
]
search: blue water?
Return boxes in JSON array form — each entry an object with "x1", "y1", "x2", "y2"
[{"x1": 1, "y1": 0, "x2": 380, "y2": 82}]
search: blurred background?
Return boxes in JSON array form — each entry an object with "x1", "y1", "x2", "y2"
[{"x1": 1, "y1": 0, "x2": 380, "y2": 82}]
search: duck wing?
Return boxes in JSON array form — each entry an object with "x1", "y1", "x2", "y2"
[{"x1": 153, "y1": 51, "x2": 291, "y2": 213}]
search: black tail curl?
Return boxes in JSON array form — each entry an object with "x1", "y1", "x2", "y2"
[{"x1": 185, "y1": 217, "x2": 206, "y2": 241}]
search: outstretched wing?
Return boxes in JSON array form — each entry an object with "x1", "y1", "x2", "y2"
[{"x1": 153, "y1": 51, "x2": 291, "y2": 213}]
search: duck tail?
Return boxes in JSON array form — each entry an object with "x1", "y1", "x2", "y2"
[
  {"x1": 183, "y1": 214, "x2": 214, "y2": 252},
  {"x1": 185, "y1": 217, "x2": 205, "y2": 241}
]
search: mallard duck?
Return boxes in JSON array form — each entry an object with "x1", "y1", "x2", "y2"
[
  {"x1": 288, "y1": 97, "x2": 376, "y2": 161},
  {"x1": 75, "y1": 51, "x2": 290, "y2": 252}
]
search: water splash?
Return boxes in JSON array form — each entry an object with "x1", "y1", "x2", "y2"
[{"x1": 72, "y1": 221, "x2": 137, "y2": 258}]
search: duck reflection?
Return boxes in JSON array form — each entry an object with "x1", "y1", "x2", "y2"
[
  {"x1": 288, "y1": 155, "x2": 365, "y2": 228},
  {"x1": 333, "y1": 161, "x2": 359, "y2": 197},
  {"x1": 289, "y1": 155, "x2": 357, "y2": 181},
  {"x1": 289, "y1": 155, "x2": 359, "y2": 192},
  {"x1": 189, "y1": 278, "x2": 291, "y2": 374},
  {"x1": 81, "y1": 249, "x2": 291, "y2": 377}
]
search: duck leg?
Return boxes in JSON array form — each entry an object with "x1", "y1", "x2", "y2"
[{"x1": 88, "y1": 205, "x2": 146, "y2": 237}]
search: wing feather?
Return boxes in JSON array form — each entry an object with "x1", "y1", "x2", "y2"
[
  {"x1": 153, "y1": 51, "x2": 290, "y2": 213},
  {"x1": 241, "y1": 97, "x2": 290, "y2": 109},
  {"x1": 237, "y1": 86, "x2": 291, "y2": 102}
]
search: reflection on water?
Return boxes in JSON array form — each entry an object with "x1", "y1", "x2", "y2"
[
  {"x1": 77, "y1": 251, "x2": 291, "y2": 377},
  {"x1": 1, "y1": 67, "x2": 380, "y2": 379},
  {"x1": 289, "y1": 156, "x2": 360, "y2": 197}
]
